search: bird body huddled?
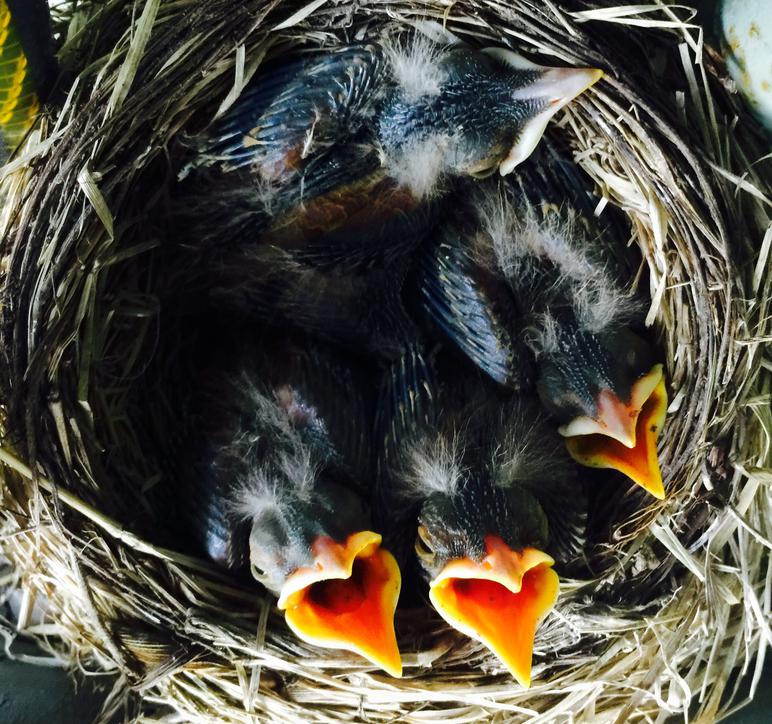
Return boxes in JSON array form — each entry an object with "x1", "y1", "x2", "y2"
[
  {"x1": 376, "y1": 364, "x2": 586, "y2": 686},
  {"x1": 172, "y1": 333, "x2": 401, "y2": 676},
  {"x1": 415, "y1": 151, "x2": 667, "y2": 499},
  {"x1": 178, "y1": 28, "x2": 603, "y2": 350},
  {"x1": 168, "y1": 25, "x2": 668, "y2": 685}
]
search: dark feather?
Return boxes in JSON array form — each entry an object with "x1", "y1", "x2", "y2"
[
  {"x1": 374, "y1": 342, "x2": 437, "y2": 569},
  {"x1": 415, "y1": 214, "x2": 532, "y2": 390},
  {"x1": 208, "y1": 244, "x2": 420, "y2": 360},
  {"x1": 197, "y1": 44, "x2": 384, "y2": 182}
]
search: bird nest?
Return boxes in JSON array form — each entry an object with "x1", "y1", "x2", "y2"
[{"x1": 0, "y1": 1, "x2": 770, "y2": 721}]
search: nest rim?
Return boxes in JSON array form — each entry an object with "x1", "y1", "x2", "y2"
[{"x1": 0, "y1": 1, "x2": 770, "y2": 722}]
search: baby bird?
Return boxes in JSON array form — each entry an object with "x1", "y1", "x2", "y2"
[
  {"x1": 415, "y1": 152, "x2": 667, "y2": 499},
  {"x1": 172, "y1": 332, "x2": 402, "y2": 676},
  {"x1": 178, "y1": 31, "x2": 604, "y2": 346},
  {"x1": 181, "y1": 28, "x2": 603, "y2": 259},
  {"x1": 379, "y1": 360, "x2": 585, "y2": 687}
]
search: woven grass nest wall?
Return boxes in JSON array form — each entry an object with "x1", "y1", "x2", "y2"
[{"x1": 0, "y1": 0, "x2": 770, "y2": 721}]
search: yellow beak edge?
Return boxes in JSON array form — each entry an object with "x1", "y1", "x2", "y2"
[
  {"x1": 279, "y1": 531, "x2": 403, "y2": 677},
  {"x1": 429, "y1": 536, "x2": 559, "y2": 687}
]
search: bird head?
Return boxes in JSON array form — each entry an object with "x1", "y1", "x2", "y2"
[
  {"x1": 240, "y1": 474, "x2": 402, "y2": 676},
  {"x1": 476, "y1": 181, "x2": 670, "y2": 501},
  {"x1": 183, "y1": 334, "x2": 402, "y2": 675},
  {"x1": 409, "y1": 442, "x2": 558, "y2": 687},
  {"x1": 537, "y1": 322, "x2": 668, "y2": 499},
  {"x1": 379, "y1": 41, "x2": 603, "y2": 190}
]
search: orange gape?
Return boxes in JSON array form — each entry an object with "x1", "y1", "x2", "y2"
[
  {"x1": 279, "y1": 532, "x2": 402, "y2": 677},
  {"x1": 565, "y1": 374, "x2": 668, "y2": 499},
  {"x1": 429, "y1": 538, "x2": 559, "y2": 688}
]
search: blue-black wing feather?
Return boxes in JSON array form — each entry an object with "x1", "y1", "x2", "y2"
[{"x1": 199, "y1": 44, "x2": 385, "y2": 181}]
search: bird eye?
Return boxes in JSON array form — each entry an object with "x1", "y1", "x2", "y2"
[
  {"x1": 415, "y1": 524, "x2": 437, "y2": 567},
  {"x1": 470, "y1": 167, "x2": 496, "y2": 179},
  {"x1": 250, "y1": 561, "x2": 271, "y2": 585}
]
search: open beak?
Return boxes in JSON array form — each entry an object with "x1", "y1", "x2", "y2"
[
  {"x1": 483, "y1": 50, "x2": 603, "y2": 175},
  {"x1": 561, "y1": 365, "x2": 668, "y2": 499},
  {"x1": 278, "y1": 531, "x2": 402, "y2": 677},
  {"x1": 428, "y1": 536, "x2": 559, "y2": 687}
]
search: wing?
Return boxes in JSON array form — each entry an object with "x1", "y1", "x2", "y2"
[
  {"x1": 208, "y1": 245, "x2": 419, "y2": 359},
  {"x1": 179, "y1": 140, "x2": 433, "y2": 271},
  {"x1": 260, "y1": 145, "x2": 436, "y2": 270},
  {"x1": 374, "y1": 342, "x2": 438, "y2": 569},
  {"x1": 415, "y1": 221, "x2": 532, "y2": 391},
  {"x1": 196, "y1": 44, "x2": 385, "y2": 183}
]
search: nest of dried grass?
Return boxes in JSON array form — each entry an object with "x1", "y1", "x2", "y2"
[{"x1": 0, "y1": 1, "x2": 770, "y2": 721}]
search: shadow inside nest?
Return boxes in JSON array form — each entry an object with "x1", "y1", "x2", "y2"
[{"x1": 86, "y1": 131, "x2": 673, "y2": 614}]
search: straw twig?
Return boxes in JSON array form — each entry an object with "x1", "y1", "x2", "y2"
[{"x1": 1, "y1": 1, "x2": 770, "y2": 721}]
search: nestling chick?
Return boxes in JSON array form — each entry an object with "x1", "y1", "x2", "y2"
[
  {"x1": 199, "y1": 30, "x2": 602, "y2": 184},
  {"x1": 173, "y1": 334, "x2": 402, "y2": 676},
  {"x1": 415, "y1": 157, "x2": 668, "y2": 499},
  {"x1": 182, "y1": 28, "x2": 603, "y2": 258},
  {"x1": 379, "y1": 364, "x2": 586, "y2": 687}
]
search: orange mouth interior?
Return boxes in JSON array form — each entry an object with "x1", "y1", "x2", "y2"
[
  {"x1": 564, "y1": 372, "x2": 668, "y2": 499},
  {"x1": 279, "y1": 531, "x2": 402, "y2": 677},
  {"x1": 429, "y1": 538, "x2": 559, "y2": 688}
]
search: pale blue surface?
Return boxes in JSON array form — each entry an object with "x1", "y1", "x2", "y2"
[{"x1": 719, "y1": 0, "x2": 772, "y2": 130}]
